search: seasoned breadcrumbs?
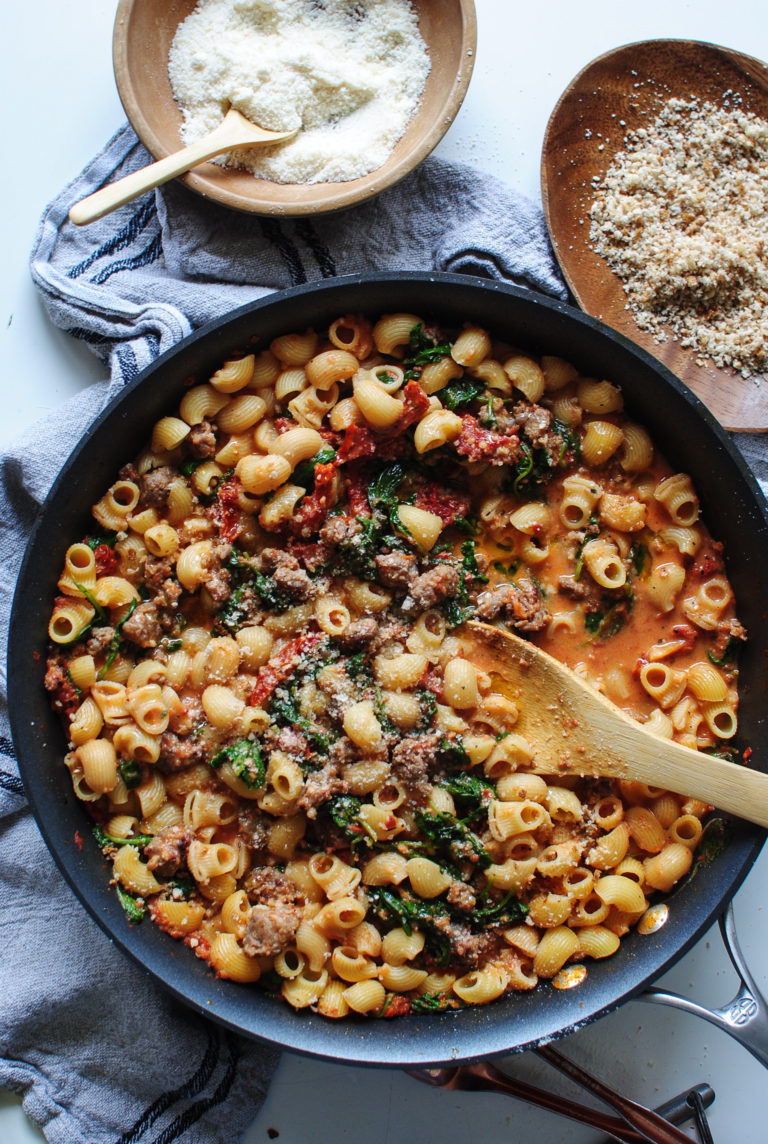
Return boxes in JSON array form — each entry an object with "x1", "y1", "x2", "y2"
[{"x1": 589, "y1": 97, "x2": 768, "y2": 377}]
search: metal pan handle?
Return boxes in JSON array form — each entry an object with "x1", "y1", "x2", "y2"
[{"x1": 641, "y1": 902, "x2": 768, "y2": 1068}]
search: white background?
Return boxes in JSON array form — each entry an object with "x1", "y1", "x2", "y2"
[{"x1": 2, "y1": 1, "x2": 768, "y2": 1141}]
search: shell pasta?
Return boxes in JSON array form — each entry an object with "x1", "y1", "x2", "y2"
[{"x1": 44, "y1": 309, "x2": 745, "y2": 1020}]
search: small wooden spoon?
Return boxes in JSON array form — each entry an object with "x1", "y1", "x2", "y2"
[
  {"x1": 69, "y1": 108, "x2": 298, "y2": 225},
  {"x1": 462, "y1": 620, "x2": 768, "y2": 829}
]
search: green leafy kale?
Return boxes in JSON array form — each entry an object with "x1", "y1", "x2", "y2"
[
  {"x1": 85, "y1": 532, "x2": 117, "y2": 550},
  {"x1": 217, "y1": 551, "x2": 294, "y2": 621},
  {"x1": 470, "y1": 887, "x2": 527, "y2": 927},
  {"x1": 179, "y1": 457, "x2": 204, "y2": 477},
  {"x1": 438, "y1": 772, "x2": 494, "y2": 818},
  {"x1": 98, "y1": 597, "x2": 140, "y2": 678},
  {"x1": 160, "y1": 636, "x2": 184, "y2": 653},
  {"x1": 584, "y1": 590, "x2": 634, "y2": 639},
  {"x1": 493, "y1": 559, "x2": 519, "y2": 577},
  {"x1": 346, "y1": 652, "x2": 369, "y2": 681},
  {"x1": 439, "y1": 376, "x2": 485, "y2": 411},
  {"x1": 251, "y1": 569, "x2": 296, "y2": 612},
  {"x1": 93, "y1": 824, "x2": 153, "y2": 850},
  {"x1": 73, "y1": 582, "x2": 107, "y2": 626},
  {"x1": 216, "y1": 584, "x2": 248, "y2": 635},
  {"x1": 510, "y1": 418, "x2": 581, "y2": 496},
  {"x1": 410, "y1": 992, "x2": 458, "y2": 1013},
  {"x1": 292, "y1": 445, "x2": 337, "y2": 489},
  {"x1": 441, "y1": 596, "x2": 476, "y2": 629},
  {"x1": 479, "y1": 393, "x2": 496, "y2": 427},
  {"x1": 629, "y1": 542, "x2": 648, "y2": 577},
  {"x1": 368, "y1": 462, "x2": 408, "y2": 510},
  {"x1": 415, "y1": 810, "x2": 491, "y2": 870},
  {"x1": 119, "y1": 758, "x2": 143, "y2": 790},
  {"x1": 416, "y1": 687, "x2": 438, "y2": 730},
  {"x1": 453, "y1": 515, "x2": 480, "y2": 536},
  {"x1": 326, "y1": 794, "x2": 364, "y2": 838},
  {"x1": 116, "y1": 885, "x2": 147, "y2": 924},
  {"x1": 460, "y1": 539, "x2": 487, "y2": 581},
  {"x1": 209, "y1": 738, "x2": 265, "y2": 788},
  {"x1": 404, "y1": 324, "x2": 453, "y2": 367},
  {"x1": 165, "y1": 877, "x2": 196, "y2": 899},
  {"x1": 439, "y1": 735, "x2": 471, "y2": 768},
  {"x1": 269, "y1": 689, "x2": 333, "y2": 756},
  {"x1": 366, "y1": 886, "x2": 452, "y2": 965},
  {"x1": 707, "y1": 635, "x2": 740, "y2": 667}
]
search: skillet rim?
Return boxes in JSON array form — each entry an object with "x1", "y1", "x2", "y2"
[{"x1": 8, "y1": 270, "x2": 767, "y2": 1067}]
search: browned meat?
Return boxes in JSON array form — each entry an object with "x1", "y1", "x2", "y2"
[
  {"x1": 390, "y1": 733, "x2": 440, "y2": 804},
  {"x1": 258, "y1": 547, "x2": 316, "y2": 601},
  {"x1": 242, "y1": 866, "x2": 306, "y2": 957},
  {"x1": 446, "y1": 880, "x2": 478, "y2": 913},
  {"x1": 558, "y1": 574, "x2": 588, "y2": 599},
  {"x1": 375, "y1": 551, "x2": 418, "y2": 590},
  {"x1": 121, "y1": 601, "x2": 163, "y2": 648},
  {"x1": 188, "y1": 419, "x2": 217, "y2": 459},
  {"x1": 433, "y1": 917, "x2": 497, "y2": 970},
  {"x1": 85, "y1": 626, "x2": 116, "y2": 655},
  {"x1": 141, "y1": 466, "x2": 176, "y2": 508},
  {"x1": 287, "y1": 540, "x2": 332, "y2": 574},
  {"x1": 512, "y1": 400, "x2": 552, "y2": 445},
  {"x1": 407, "y1": 564, "x2": 460, "y2": 611},
  {"x1": 244, "y1": 866, "x2": 306, "y2": 906},
  {"x1": 156, "y1": 578, "x2": 183, "y2": 610},
  {"x1": 144, "y1": 825, "x2": 191, "y2": 879},
  {"x1": 143, "y1": 555, "x2": 176, "y2": 591},
  {"x1": 118, "y1": 462, "x2": 140, "y2": 483},
  {"x1": 319, "y1": 515, "x2": 363, "y2": 547},
  {"x1": 262, "y1": 725, "x2": 311, "y2": 762},
  {"x1": 297, "y1": 762, "x2": 349, "y2": 817},
  {"x1": 237, "y1": 806, "x2": 270, "y2": 853},
  {"x1": 157, "y1": 731, "x2": 208, "y2": 772},
  {"x1": 328, "y1": 736, "x2": 359, "y2": 767},
  {"x1": 43, "y1": 656, "x2": 81, "y2": 718},
  {"x1": 203, "y1": 539, "x2": 233, "y2": 603},
  {"x1": 334, "y1": 617, "x2": 379, "y2": 650},
  {"x1": 369, "y1": 617, "x2": 409, "y2": 654},
  {"x1": 714, "y1": 617, "x2": 748, "y2": 657},
  {"x1": 475, "y1": 580, "x2": 548, "y2": 632},
  {"x1": 243, "y1": 903, "x2": 303, "y2": 958}
]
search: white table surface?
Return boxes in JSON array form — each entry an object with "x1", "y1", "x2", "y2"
[{"x1": 3, "y1": 1, "x2": 768, "y2": 1141}]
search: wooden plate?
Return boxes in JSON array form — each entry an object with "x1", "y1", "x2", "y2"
[{"x1": 541, "y1": 39, "x2": 768, "y2": 432}]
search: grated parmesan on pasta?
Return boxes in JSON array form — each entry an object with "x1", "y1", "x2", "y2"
[
  {"x1": 589, "y1": 97, "x2": 768, "y2": 377},
  {"x1": 168, "y1": 0, "x2": 431, "y2": 185}
]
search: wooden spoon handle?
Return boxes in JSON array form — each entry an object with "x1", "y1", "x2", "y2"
[
  {"x1": 621, "y1": 732, "x2": 768, "y2": 828},
  {"x1": 68, "y1": 126, "x2": 243, "y2": 225}
]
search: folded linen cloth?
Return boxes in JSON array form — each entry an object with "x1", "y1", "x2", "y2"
[{"x1": 1, "y1": 124, "x2": 568, "y2": 1144}]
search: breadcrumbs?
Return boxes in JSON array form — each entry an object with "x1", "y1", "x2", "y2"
[{"x1": 589, "y1": 97, "x2": 768, "y2": 377}]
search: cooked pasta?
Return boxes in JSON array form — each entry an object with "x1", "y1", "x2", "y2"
[{"x1": 44, "y1": 309, "x2": 745, "y2": 1024}]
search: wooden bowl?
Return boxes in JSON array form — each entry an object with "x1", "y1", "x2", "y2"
[
  {"x1": 541, "y1": 39, "x2": 768, "y2": 432},
  {"x1": 112, "y1": 0, "x2": 477, "y2": 216}
]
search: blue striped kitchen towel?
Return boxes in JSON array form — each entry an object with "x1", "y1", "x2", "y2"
[{"x1": 1, "y1": 122, "x2": 568, "y2": 1144}]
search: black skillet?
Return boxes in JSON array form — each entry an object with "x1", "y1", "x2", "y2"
[{"x1": 8, "y1": 272, "x2": 768, "y2": 1067}]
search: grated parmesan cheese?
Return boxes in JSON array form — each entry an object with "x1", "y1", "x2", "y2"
[
  {"x1": 589, "y1": 97, "x2": 768, "y2": 378},
  {"x1": 168, "y1": 0, "x2": 431, "y2": 185}
]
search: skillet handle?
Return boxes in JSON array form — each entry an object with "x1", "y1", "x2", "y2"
[{"x1": 640, "y1": 902, "x2": 768, "y2": 1068}]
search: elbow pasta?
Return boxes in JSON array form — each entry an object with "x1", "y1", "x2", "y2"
[{"x1": 44, "y1": 309, "x2": 746, "y2": 1021}]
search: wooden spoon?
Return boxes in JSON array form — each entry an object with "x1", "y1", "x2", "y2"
[
  {"x1": 462, "y1": 620, "x2": 768, "y2": 829},
  {"x1": 541, "y1": 39, "x2": 768, "y2": 432},
  {"x1": 69, "y1": 108, "x2": 298, "y2": 225}
]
